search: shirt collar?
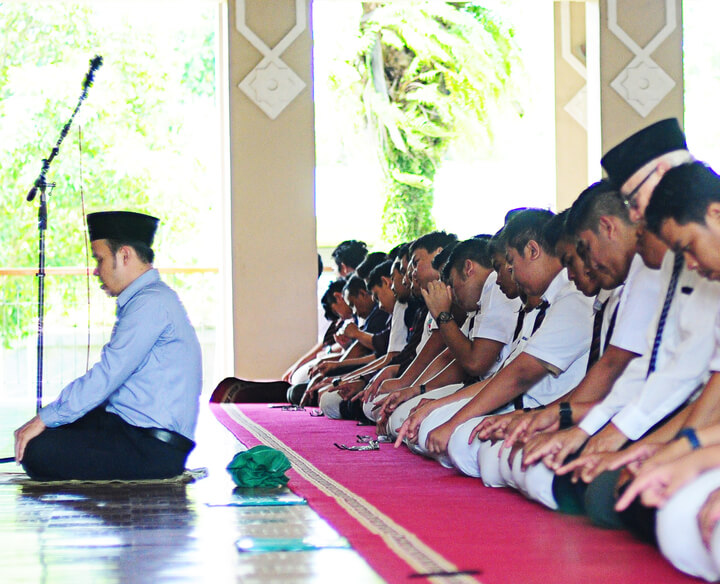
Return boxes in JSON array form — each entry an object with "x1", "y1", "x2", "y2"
[
  {"x1": 117, "y1": 269, "x2": 159, "y2": 309},
  {"x1": 542, "y1": 269, "x2": 569, "y2": 304}
]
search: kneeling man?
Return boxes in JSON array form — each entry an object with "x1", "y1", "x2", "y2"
[{"x1": 14, "y1": 211, "x2": 202, "y2": 480}]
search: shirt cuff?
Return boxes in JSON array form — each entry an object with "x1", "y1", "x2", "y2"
[
  {"x1": 610, "y1": 406, "x2": 650, "y2": 441},
  {"x1": 578, "y1": 406, "x2": 614, "y2": 436},
  {"x1": 38, "y1": 403, "x2": 61, "y2": 428}
]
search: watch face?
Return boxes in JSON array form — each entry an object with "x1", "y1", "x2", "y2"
[{"x1": 438, "y1": 312, "x2": 452, "y2": 323}]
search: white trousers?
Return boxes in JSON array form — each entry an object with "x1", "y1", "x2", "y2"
[
  {"x1": 446, "y1": 403, "x2": 514, "y2": 477},
  {"x1": 413, "y1": 398, "x2": 473, "y2": 467},
  {"x1": 290, "y1": 360, "x2": 313, "y2": 385},
  {"x1": 319, "y1": 389, "x2": 343, "y2": 420},
  {"x1": 656, "y1": 468, "x2": 720, "y2": 582},
  {"x1": 387, "y1": 383, "x2": 464, "y2": 438},
  {"x1": 447, "y1": 417, "x2": 488, "y2": 477},
  {"x1": 363, "y1": 389, "x2": 396, "y2": 422}
]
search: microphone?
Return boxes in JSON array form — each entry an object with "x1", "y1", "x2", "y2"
[
  {"x1": 26, "y1": 179, "x2": 41, "y2": 202},
  {"x1": 25, "y1": 55, "x2": 103, "y2": 203}
]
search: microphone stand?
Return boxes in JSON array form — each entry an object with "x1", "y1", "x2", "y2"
[
  {"x1": 24, "y1": 55, "x2": 103, "y2": 416},
  {"x1": 0, "y1": 56, "x2": 102, "y2": 466}
]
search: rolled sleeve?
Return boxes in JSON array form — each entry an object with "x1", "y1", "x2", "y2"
[{"x1": 523, "y1": 295, "x2": 593, "y2": 374}]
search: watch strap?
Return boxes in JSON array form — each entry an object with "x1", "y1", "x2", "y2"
[{"x1": 559, "y1": 402, "x2": 573, "y2": 429}]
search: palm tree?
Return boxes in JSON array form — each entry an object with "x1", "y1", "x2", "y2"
[{"x1": 356, "y1": 2, "x2": 518, "y2": 242}]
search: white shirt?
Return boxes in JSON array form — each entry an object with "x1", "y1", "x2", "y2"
[
  {"x1": 518, "y1": 269, "x2": 594, "y2": 407},
  {"x1": 608, "y1": 254, "x2": 665, "y2": 355},
  {"x1": 580, "y1": 252, "x2": 720, "y2": 438},
  {"x1": 461, "y1": 310, "x2": 477, "y2": 337},
  {"x1": 472, "y1": 271, "x2": 523, "y2": 378},
  {"x1": 387, "y1": 301, "x2": 410, "y2": 353},
  {"x1": 709, "y1": 311, "x2": 720, "y2": 372},
  {"x1": 579, "y1": 256, "x2": 665, "y2": 435},
  {"x1": 595, "y1": 288, "x2": 619, "y2": 356},
  {"x1": 416, "y1": 311, "x2": 436, "y2": 354}
]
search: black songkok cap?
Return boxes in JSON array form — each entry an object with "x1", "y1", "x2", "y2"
[
  {"x1": 87, "y1": 211, "x2": 159, "y2": 246},
  {"x1": 601, "y1": 118, "x2": 687, "y2": 189}
]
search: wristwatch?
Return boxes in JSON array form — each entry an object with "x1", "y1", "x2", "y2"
[
  {"x1": 559, "y1": 402, "x2": 573, "y2": 429},
  {"x1": 675, "y1": 427, "x2": 701, "y2": 450},
  {"x1": 436, "y1": 311, "x2": 453, "y2": 325}
]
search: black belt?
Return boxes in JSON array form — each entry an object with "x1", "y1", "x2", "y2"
[{"x1": 140, "y1": 427, "x2": 195, "y2": 454}]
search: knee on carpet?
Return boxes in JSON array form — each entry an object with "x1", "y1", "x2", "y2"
[
  {"x1": 447, "y1": 423, "x2": 482, "y2": 478},
  {"x1": 319, "y1": 391, "x2": 343, "y2": 419},
  {"x1": 287, "y1": 383, "x2": 307, "y2": 405},
  {"x1": 477, "y1": 440, "x2": 505, "y2": 487},
  {"x1": 584, "y1": 470, "x2": 625, "y2": 530}
]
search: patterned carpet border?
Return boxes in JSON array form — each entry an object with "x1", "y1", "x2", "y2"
[{"x1": 222, "y1": 405, "x2": 482, "y2": 584}]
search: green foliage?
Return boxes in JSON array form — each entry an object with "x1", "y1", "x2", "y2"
[
  {"x1": 354, "y1": 2, "x2": 519, "y2": 243},
  {"x1": 0, "y1": 3, "x2": 218, "y2": 346}
]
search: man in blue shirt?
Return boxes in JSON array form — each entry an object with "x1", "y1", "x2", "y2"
[{"x1": 14, "y1": 211, "x2": 202, "y2": 480}]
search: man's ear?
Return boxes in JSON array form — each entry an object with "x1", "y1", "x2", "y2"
[
  {"x1": 525, "y1": 240, "x2": 542, "y2": 261},
  {"x1": 464, "y1": 258, "x2": 475, "y2": 278},
  {"x1": 381, "y1": 275, "x2": 392, "y2": 288},
  {"x1": 118, "y1": 245, "x2": 133, "y2": 265},
  {"x1": 707, "y1": 202, "x2": 720, "y2": 228},
  {"x1": 598, "y1": 215, "x2": 615, "y2": 240}
]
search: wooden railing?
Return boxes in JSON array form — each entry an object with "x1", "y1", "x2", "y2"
[{"x1": 0, "y1": 266, "x2": 219, "y2": 276}]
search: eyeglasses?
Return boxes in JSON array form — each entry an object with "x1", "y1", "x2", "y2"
[{"x1": 620, "y1": 166, "x2": 658, "y2": 211}]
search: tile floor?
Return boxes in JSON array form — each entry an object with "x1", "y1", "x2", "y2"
[{"x1": 0, "y1": 405, "x2": 384, "y2": 583}]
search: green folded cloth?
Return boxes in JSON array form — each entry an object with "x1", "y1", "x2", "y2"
[{"x1": 226, "y1": 445, "x2": 291, "y2": 488}]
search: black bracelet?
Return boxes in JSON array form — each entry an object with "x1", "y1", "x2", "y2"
[
  {"x1": 559, "y1": 402, "x2": 573, "y2": 430},
  {"x1": 419, "y1": 384, "x2": 427, "y2": 394},
  {"x1": 675, "y1": 427, "x2": 701, "y2": 450}
]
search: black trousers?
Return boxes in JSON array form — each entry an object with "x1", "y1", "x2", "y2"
[{"x1": 22, "y1": 408, "x2": 190, "y2": 481}]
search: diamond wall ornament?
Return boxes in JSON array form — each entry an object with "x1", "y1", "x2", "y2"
[
  {"x1": 560, "y1": 1, "x2": 587, "y2": 129},
  {"x1": 236, "y1": 0, "x2": 307, "y2": 120},
  {"x1": 610, "y1": 57, "x2": 675, "y2": 118},
  {"x1": 564, "y1": 85, "x2": 588, "y2": 130},
  {"x1": 239, "y1": 60, "x2": 305, "y2": 120},
  {"x1": 607, "y1": 0, "x2": 677, "y2": 118}
]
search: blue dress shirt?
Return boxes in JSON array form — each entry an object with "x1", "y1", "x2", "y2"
[{"x1": 39, "y1": 269, "x2": 203, "y2": 440}]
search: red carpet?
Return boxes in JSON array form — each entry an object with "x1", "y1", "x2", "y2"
[{"x1": 211, "y1": 403, "x2": 700, "y2": 584}]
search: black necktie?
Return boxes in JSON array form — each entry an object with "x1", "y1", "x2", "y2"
[
  {"x1": 647, "y1": 253, "x2": 684, "y2": 377},
  {"x1": 603, "y1": 302, "x2": 620, "y2": 352},
  {"x1": 531, "y1": 301, "x2": 550, "y2": 335},
  {"x1": 510, "y1": 301, "x2": 548, "y2": 411},
  {"x1": 467, "y1": 313, "x2": 476, "y2": 334},
  {"x1": 586, "y1": 298, "x2": 608, "y2": 372},
  {"x1": 512, "y1": 309, "x2": 526, "y2": 342}
]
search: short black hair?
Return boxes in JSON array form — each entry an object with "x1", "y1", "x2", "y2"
[
  {"x1": 432, "y1": 240, "x2": 460, "y2": 281},
  {"x1": 388, "y1": 242, "x2": 407, "y2": 261},
  {"x1": 409, "y1": 231, "x2": 458, "y2": 255},
  {"x1": 504, "y1": 207, "x2": 528, "y2": 224},
  {"x1": 397, "y1": 242, "x2": 411, "y2": 261},
  {"x1": 317, "y1": 253, "x2": 324, "y2": 279},
  {"x1": 565, "y1": 180, "x2": 627, "y2": 236},
  {"x1": 445, "y1": 238, "x2": 493, "y2": 282},
  {"x1": 488, "y1": 227, "x2": 506, "y2": 257},
  {"x1": 332, "y1": 240, "x2": 368, "y2": 269},
  {"x1": 502, "y1": 208, "x2": 556, "y2": 254},
  {"x1": 342, "y1": 275, "x2": 367, "y2": 298},
  {"x1": 321, "y1": 279, "x2": 346, "y2": 320},
  {"x1": 356, "y1": 251, "x2": 388, "y2": 280},
  {"x1": 646, "y1": 162, "x2": 720, "y2": 234},
  {"x1": 542, "y1": 209, "x2": 572, "y2": 251},
  {"x1": 106, "y1": 239, "x2": 154, "y2": 264},
  {"x1": 367, "y1": 260, "x2": 393, "y2": 290}
]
